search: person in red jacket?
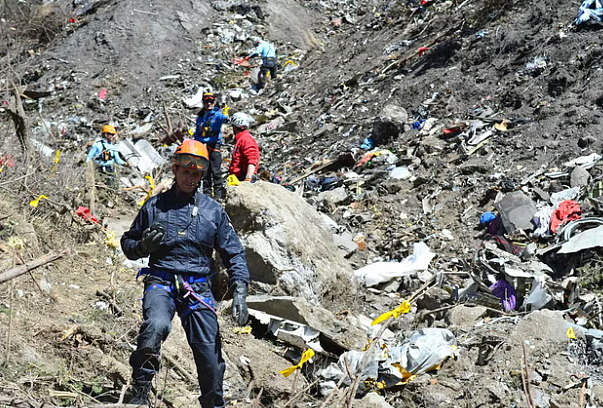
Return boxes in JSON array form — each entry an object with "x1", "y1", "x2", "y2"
[{"x1": 228, "y1": 112, "x2": 260, "y2": 182}]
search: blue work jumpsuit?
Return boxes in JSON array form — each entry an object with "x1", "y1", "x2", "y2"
[
  {"x1": 121, "y1": 186, "x2": 250, "y2": 408},
  {"x1": 249, "y1": 41, "x2": 277, "y2": 89},
  {"x1": 194, "y1": 107, "x2": 229, "y2": 199}
]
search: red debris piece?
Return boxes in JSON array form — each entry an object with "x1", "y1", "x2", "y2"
[
  {"x1": 551, "y1": 200, "x2": 581, "y2": 233},
  {"x1": 75, "y1": 206, "x2": 100, "y2": 225}
]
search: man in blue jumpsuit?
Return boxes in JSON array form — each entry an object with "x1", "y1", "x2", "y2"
[
  {"x1": 121, "y1": 140, "x2": 249, "y2": 408},
  {"x1": 248, "y1": 37, "x2": 277, "y2": 91},
  {"x1": 193, "y1": 93, "x2": 229, "y2": 200},
  {"x1": 86, "y1": 124, "x2": 127, "y2": 187}
]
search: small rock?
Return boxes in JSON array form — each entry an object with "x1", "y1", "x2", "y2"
[
  {"x1": 423, "y1": 391, "x2": 450, "y2": 406},
  {"x1": 449, "y1": 305, "x2": 487, "y2": 327},
  {"x1": 417, "y1": 287, "x2": 450, "y2": 310},
  {"x1": 578, "y1": 135, "x2": 597, "y2": 148},
  {"x1": 530, "y1": 370, "x2": 543, "y2": 385},
  {"x1": 486, "y1": 383, "x2": 506, "y2": 401},
  {"x1": 533, "y1": 389, "x2": 550, "y2": 408},
  {"x1": 332, "y1": 231, "x2": 357, "y2": 255},
  {"x1": 592, "y1": 384, "x2": 603, "y2": 404},
  {"x1": 353, "y1": 392, "x2": 394, "y2": 408},
  {"x1": 570, "y1": 166, "x2": 590, "y2": 188},
  {"x1": 532, "y1": 187, "x2": 550, "y2": 202},
  {"x1": 318, "y1": 187, "x2": 348, "y2": 208}
]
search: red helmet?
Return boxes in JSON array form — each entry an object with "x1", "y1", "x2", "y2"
[{"x1": 174, "y1": 140, "x2": 209, "y2": 171}]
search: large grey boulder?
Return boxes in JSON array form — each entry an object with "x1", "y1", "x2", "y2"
[{"x1": 225, "y1": 181, "x2": 357, "y2": 304}]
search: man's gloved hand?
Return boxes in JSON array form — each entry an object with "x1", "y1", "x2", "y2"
[
  {"x1": 231, "y1": 281, "x2": 249, "y2": 326},
  {"x1": 139, "y1": 225, "x2": 164, "y2": 254}
]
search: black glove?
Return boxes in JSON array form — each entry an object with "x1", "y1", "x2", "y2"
[
  {"x1": 232, "y1": 281, "x2": 248, "y2": 326},
  {"x1": 139, "y1": 224, "x2": 164, "y2": 255}
]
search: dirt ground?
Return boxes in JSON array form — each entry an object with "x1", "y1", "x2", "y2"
[{"x1": 2, "y1": 0, "x2": 603, "y2": 407}]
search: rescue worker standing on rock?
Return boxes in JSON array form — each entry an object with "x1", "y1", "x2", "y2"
[
  {"x1": 86, "y1": 124, "x2": 127, "y2": 187},
  {"x1": 229, "y1": 112, "x2": 260, "y2": 182},
  {"x1": 121, "y1": 139, "x2": 250, "y2": 408},
  {"x1": 246, "y1": 37, "x2": 277, "y2": 91},
  {"x1": 193, "y1": 93, "x2": 229, "y2": 200}
]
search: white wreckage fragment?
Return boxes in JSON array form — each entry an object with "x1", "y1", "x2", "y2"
[
  {"x1": 354, "y1": 242, "x2": 435, "y2": 287},
  {"x1": 318, "y1": 328, "x2": 456, "y2": 395}
]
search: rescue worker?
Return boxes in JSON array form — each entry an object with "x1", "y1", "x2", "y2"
[
  {"x1": 121, "y1": 139, "x2": 250, "y2": 408},
  {"x1": 228, "y1": 112, "x2": 260, "y2": 182},
  {"x1": 246, "y1": 37, "x2": 277, "y2": 91},
  {"x1": 193, "y1": 93, "x2": 229, "y2": 200},
  {"x1": 85, "y1": 124, "x2": 128, "y2": 187}
]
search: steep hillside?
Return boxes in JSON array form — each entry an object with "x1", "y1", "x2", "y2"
[{"x1": 2, "y1": 0, "x2": 603, "y2": 407}]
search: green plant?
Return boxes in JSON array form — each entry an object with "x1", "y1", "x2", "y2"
[{"x1": 577, "y1": 257, "x2": 603, "y2": 292}]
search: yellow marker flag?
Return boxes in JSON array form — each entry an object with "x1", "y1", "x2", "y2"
[
  {"x1": 49, "y1": 149, "x2": 61, "y2": 173},
  {"x1": 233, "y1": 326, "x2": 252, "y2": 334},
  {"x1": 566, "y1": 327, "x2": 577, "y2": 340},
  {"x1": 227, "y1": 174, "x2": 241, "y2": 186},
  {"x1": 371, "y1": 300, "x2": 411, "y2": 326},
  {"x1": 29, "y1": 195, "x2": 49, "y2": 208},
  {"x1": 104, "y1": 229, "x2": 119, "y2": 249},
  {"x1": 139, "y1": 175, "x2": 155, "y2": 207},
  {"x1": 279, "y1": 348, "x2": 315, "y2": 378}
]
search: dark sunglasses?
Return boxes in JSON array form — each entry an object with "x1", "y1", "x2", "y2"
[{"x1": 176, "y1": 154, "x2": 208, "y2": 171}]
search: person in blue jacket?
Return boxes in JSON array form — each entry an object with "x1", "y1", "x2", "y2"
[
  {"x1": 193, "y1": 92, "x2": 229, "y2": 200},
  {"x1": 121, "y1": 140, "x2": 249, "y2": 408},
  {"x1": 86, "y1": 124, "x2": 128, "y2": 187},
  {"x1": 247, "y1": 37, "x2": 277, "y2": 91}
]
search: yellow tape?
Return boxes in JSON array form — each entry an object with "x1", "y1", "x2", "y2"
[
  {"x1": 371, "y1": 300, "x2": 411, "y2": 326},
  {"x1": 29, "y1": 195, "x2": 49, "y2": 208},
  {"x1": 138, "y1": 175, "x2": 155, "y2": 206},
  {"x1": 233, "y1": 326, "x2": 252, "y2": 334},
  {"x1": 279, "y1": 348, "x2": 315, "y2": 378},
  {"x1": 50, "y1": 150, "x2": 61, "y2": 173}
]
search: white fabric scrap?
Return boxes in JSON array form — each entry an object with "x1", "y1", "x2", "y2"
[{"x1": 355, "y1": 242, "x2": 435, "y2": 287}]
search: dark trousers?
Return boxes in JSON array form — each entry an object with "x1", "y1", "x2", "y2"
[
  {"x1": 203, "y1": 143, "x2": 225, "y2": 199},
  {"x1": 97, "y1": 164, "x2": 116, "y2": 188},
  {"x1": 258, "y1": 58, "x2": 277, "y2": 90},
  {"x1": 130, "y1": 277, "x2": 226, "y2": 408}
]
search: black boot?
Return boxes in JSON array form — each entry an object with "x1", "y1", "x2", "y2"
[{"x1": 129, "y1": 381, "x2": 152, "y2": 406}]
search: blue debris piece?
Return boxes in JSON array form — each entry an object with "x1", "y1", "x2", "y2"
[{"x1": 576, "y1": 0, "x2": 603, "y2": 24}]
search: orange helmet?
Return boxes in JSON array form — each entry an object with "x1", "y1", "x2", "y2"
[
  {"x1": 202, "y1": 92, "x2": 215, "y2": 103},
  {"x1": 174, "y1": 140, "x2": 209, "y2": 172},
  {"x1": 102, "y1": 125, "x2": 117, "y2": 135}
]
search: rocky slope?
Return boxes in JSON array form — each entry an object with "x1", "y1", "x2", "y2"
[{"x1": 1, "y1": 0, "x2": 603, "y2": 407}]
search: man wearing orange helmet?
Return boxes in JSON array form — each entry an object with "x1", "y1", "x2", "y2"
[
  {"x1": 193, "y1": 92, "x2": 229, "y2": 200},
  {"x1": 121, "y1": 139, "x2": 250, "y2": 408},
  {"x1": 86, "y1": 124, "x2": 127, "y2": 186}
]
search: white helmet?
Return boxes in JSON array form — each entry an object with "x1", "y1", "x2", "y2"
[
  {"x1": 231, "y1": 112, "x2": 253, "y2": 129},
  {"x1": 251, "y1": 36, "x2": 262, "y2": 45}
]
